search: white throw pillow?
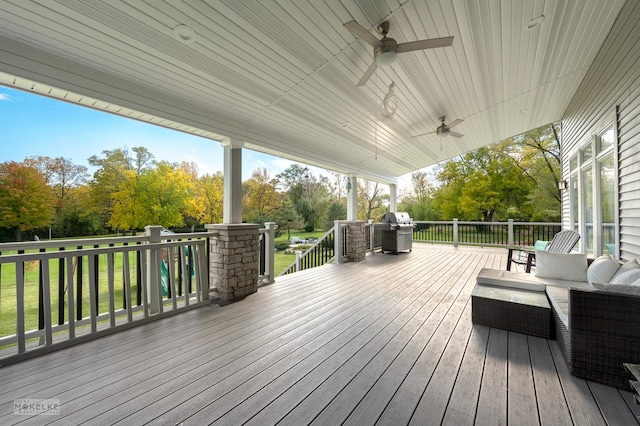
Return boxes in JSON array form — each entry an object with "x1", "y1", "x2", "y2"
[
  {"x1": 534, "y1": 250, "x2": 588, "y2": 282},
  {"x1": 586, "y1": 255, "x2": 620, "y2": 285},
  {"x1": 609, "y1": 259, "x2": 640, "y2": 284}
]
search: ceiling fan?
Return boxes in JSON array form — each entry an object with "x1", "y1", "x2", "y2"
[
  {"x1": 344, "y1": 20, "x2": 454, "y2": 87},
  {"x1": 436, "y1": 116, "x2": 464, "y2": 138},
  {"x1": 410, "y1": 116, "x2": 465, "y2": 139}
]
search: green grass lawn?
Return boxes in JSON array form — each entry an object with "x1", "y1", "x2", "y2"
[
  {"x1": 274, "y1": 252, "x2": 296, "y2": 276},
  {"x1": 275, "y1": 230, "x2": 329, "y2": 242}
]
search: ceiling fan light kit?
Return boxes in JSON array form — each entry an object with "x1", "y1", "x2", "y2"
[{"x1": 375, "y1": 40, "x2": 398, "y2": 66}]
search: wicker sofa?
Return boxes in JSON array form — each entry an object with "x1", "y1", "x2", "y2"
[
  {"x1": 475, "y1": 254, "x2": 640, "y2": 390},
  {"x1": 549, "y1": 286, "x2": 640, "y2": 389}
]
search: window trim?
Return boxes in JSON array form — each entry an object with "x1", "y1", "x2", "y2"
[{"x1": 567, "y1": 109, "x2": 619, "y2": 257}]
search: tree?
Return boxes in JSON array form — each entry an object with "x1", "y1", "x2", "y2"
[
  {"x1": 406, "y1": 171, "x2": 439, "y2": 220},
  {"x1": 51, "y1": 185, "x2": 103, "y2": 237},
  {"x1": 273, "y1": 200, "x2": 305, "y2": 240},
  {"x1": 109, "y1": 161, "x2": 193, "y2": 231},
  {"x1": 278, "y1": 165, "x2": 330, "y2": 231},
  {"x1": 178, "y1": 162, "x2": 205, "y2": 230},
  {"x1": 324, "y1": 200, "x2": 346, "y2": 229},
  {"x1": 197, "y1": 172, "x2": 224, "y2": 224},
  {"x1": 434, "y1": 146, "x2": 530, "y2": 223},
  {"x1": 327, "y1": 171, "x2": 349, "y2": 202},
  {"x1": 0, "y1": 161, "x2": 55, "y2": 240},
  {"x1": 88, "y1": 146, "x2": 156, "y2": 231},
  {"x1": 24, "y1": 156, "x2": 90, "y2": 236},
  {"x1": 357, "y1": 180, "x2": 389, "y2": 221},
  {"x1": 276, "y1": 163, "x2": 310, "y2": 191},
  {"x1": 24, "y1": 156, "x2": 89, "y2": 209},
  {"x1": 243, "y1": 168, "x2": 281, "y2": 223},
  {"x1": 500, "y1": 124, "x2": 562, "y2": 221}
]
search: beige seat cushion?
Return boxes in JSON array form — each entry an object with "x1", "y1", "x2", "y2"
[
  {"x1": 476, "y1": 268, "x2": 592, "y2": 292},
  {"x1": 546, "y1": 286, "x2": 569, "y2": 327},
  {"x1": 476, "y1": 268, "x2": 547, "y2": 291}
]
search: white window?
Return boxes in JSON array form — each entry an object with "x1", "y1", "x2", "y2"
[{"x1": 568, "y1": 112, "x2": 619, "y2": 257}]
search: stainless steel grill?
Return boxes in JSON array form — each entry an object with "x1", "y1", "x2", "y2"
[{"x1": 380, "y1": 212, "x2": 415, "y2": 254}]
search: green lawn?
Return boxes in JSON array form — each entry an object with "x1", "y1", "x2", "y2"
[
  {"x1": 275, "y1": 230, "x2": 329, "y2": 242},
  {"x1": 274, "y1": 252, "x2": 296, "y2": 276}
]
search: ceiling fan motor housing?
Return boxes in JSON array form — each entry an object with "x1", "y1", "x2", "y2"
[
  {"x1": 375, "y1": 37, "x2": 398, "y2": 66},
  {"x1": 436, "y1": 125, "x2": 449, "y2": 137}
]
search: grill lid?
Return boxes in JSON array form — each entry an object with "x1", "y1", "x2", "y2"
[{"x1": 381, "y1": 211, "x2": 412, "y2": 224}]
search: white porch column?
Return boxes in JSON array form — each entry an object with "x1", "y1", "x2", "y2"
[
  {"x1": 389, "y1": 183, "x2": 398, "y2": 212},
  {"x1": 222, "y1": 139, "x2": 243, "y2": 224},
  {"x1": 347, "y1": 175, "x2": 358, "y2": 221}
]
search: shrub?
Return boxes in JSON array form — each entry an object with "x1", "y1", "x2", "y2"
[{"x1": 274, "y1": 241, "x2": 291, "y2": 251}]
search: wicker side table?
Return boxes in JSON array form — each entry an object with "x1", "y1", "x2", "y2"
[{"x1": 471, "y1": 284, "x2": 554, "y2": 339}]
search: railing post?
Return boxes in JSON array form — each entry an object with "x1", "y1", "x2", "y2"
[
  {"x1": 295, "y1": 250, "x2": 302, "y2": 272},
  {"x1": 264, "y1": 222, "x2": 277, "y2": 284},
  {"x1": 334, "y1": 220, "x2": 343, "y2": 263},
  {"x1": 368, "y1": 219, "x2": 375, "y2": 252},
  {"x1": 508, "y1": 219, "x2": 514, "y2": 247},
  {"x1": 453, "y1": 218, "x2": 459, "y2": 247},
  {"x1": 145, "y1": 225, "x2": 163, "y2": 315}
]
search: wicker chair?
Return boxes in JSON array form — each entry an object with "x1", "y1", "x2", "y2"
[
  {"x1": 508, "y1": 230, "x2": 580, "y2": 273},
  {"x1": 552, "y1": 288, "x2": 640, "y2": 390}
]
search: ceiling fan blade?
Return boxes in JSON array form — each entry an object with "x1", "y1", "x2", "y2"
[
  {"x1": 447, "y1": 118, "x2": 464, "y2": 128},
  {"x1": 356, "y1": 61, "x2": 378, "y2": 87},
  {"x1": 410, "y1": 131, "x2": 436, "y2": 139},
  {"x1": 344, "y1": 21, "x2": 383, "y2": 48},
  {"x1": 397, "y1": 36, "x2": 454, "y2": 53},
  {"x1": 450, "y1": 130, "x2": 464, "y2": 138}
]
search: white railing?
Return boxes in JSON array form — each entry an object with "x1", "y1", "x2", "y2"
[
  {"x1": 0, "y1": 226, "x2": 211, "y2": 365},
  {"x1": 258, "y1": 222, "x2": 277, "y2": 285}
]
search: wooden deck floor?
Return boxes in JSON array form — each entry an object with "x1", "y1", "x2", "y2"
[{"x1": 1, "y1": 244, "x2": 639, "y2": 425}]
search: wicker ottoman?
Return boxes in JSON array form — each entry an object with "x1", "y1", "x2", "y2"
[{"x1": 471, "y1": 284, "x2": 554, "y2": 339}]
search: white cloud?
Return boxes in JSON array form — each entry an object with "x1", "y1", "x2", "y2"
[{"x1": 0, "y1": 92, "x2": 15, "y2": 102}]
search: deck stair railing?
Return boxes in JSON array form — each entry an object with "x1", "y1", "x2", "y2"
[
  {"x1": 0, "y1": 225, "x2": 211, "y2": 365},
  {"x1": 279, "y1": 225, "x2": 338, "y2": 276}
]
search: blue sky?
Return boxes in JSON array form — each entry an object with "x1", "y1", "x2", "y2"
[{"x1": 0, "y1": 86, "x2": 315, "y2": 181}]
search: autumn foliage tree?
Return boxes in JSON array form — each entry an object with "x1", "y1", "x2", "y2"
[
  {"x1": 243, "y1": 168, "x2": 282, "y2": 223},
  {"x1": 196, "y1": 172, "x2": 224, "y2": 224},
  {"x1": 0, "y1": 161, "x2": 55, "y2": 240},
  {"x1": 109, "y1": 161, "x2": 194, "y2": 232}
]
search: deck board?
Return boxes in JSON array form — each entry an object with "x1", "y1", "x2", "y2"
[
  {"x1": 507, "y1": 332, "x2": 538, "y2": 425},
  {"x1": 528, "y1": 336, "x2": 573, "y2": 426},
  {"x1": 0, "y1": 244, "x2": 638, "y2": 425},
  {"x1": 475, "y1": 328, "x2": 509, "y2": 425}
]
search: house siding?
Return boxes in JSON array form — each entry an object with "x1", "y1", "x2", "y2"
[{"x1": 561, "y1": 0, "x2": 640, "y2": 260}]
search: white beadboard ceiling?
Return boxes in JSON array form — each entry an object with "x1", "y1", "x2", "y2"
[{"x1": 0, "y1": 0, "x2": 626, "y2": 184}]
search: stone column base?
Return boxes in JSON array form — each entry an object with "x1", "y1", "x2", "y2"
[
  {"x1": 206, "y1": 223, "x2": 260, "y2": 301},
  {"x1": 346, "y1": 221, "x2": 367, "y2": 262}
]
